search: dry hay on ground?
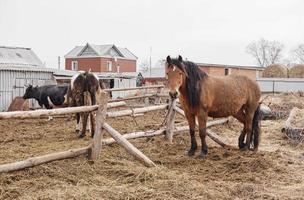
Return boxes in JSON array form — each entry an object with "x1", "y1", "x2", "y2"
[
  {"x1": 263, "y1": 92, "x2": 304, "y2": 119},
  {"x1": 262, "y1": 64, "x2": 289, "y2": 78},
  {"x1": 289, "y1": 64, "x2": 304, "y2": 78},
  {"x1": 290, "y1": 108, "x2": 304, "y2": 128},
  {"x1": 0, "y1": 96, "x2": 304, "y2": 199},
  {"x1": 7, "y1": 97, "x2": 29, "y2": 111},
  {"x1": 282, "y1": 107, "x2": 304, "y2": 143}
]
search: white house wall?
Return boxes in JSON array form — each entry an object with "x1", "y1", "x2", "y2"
[{"x1": 111, "y1": 78, "x2": 137, "y2": 99}]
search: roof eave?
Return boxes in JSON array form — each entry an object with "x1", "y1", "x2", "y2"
[
  {"x1": 197, "y1": 63, "x2": 263, "y2": 70},
  {"x1": 77, "y1": 43, "x2": 100, "y2": 57},
  {"x1": 64, "y1": 55, "x2": 137, "y2": 61}
]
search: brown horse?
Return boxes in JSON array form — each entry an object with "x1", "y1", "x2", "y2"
[
  {"x1": 69, "y1": 71, "x2": 103, "y2": 138},
  {"x1": 166, "y1": 55, "x2": 262, "y2": 159}
]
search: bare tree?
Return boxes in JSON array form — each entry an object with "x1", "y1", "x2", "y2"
[
  {"x1": 154, "y1": 59, "x2": 165, "y2": 67},
  {"x1": 139, "y1": 60, "x2": 150, "y2": 72},
  {"x1": 292, "y1": 44, "x2": 304, "y2": 63},
  {"x1": 246, "y1": 38, "x2": 284, "y2": 67}
]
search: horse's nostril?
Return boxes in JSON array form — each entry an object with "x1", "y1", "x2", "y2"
[{"x1": 169, "y1": 92, "x2": 178, "y2": 99}]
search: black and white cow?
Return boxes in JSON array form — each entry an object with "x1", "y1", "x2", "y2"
[{"x1": 23, "y1": 84, "x2": 69, "y2": 109}]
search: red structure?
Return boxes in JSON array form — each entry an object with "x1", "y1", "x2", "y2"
[{"x1": 65, "y1": 43, "x2": 137, "y2": 73}]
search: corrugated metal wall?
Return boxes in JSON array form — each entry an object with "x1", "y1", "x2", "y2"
[
  {"x1": 257, "y1": 78, "x2": 304, "y2": 93},
  {"x1": 0, "y1": 69, "x2": 55, "y2": 111}
]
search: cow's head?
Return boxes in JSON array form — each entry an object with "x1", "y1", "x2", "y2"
[{"x1": 23, "y1": 84, "x2": 38, "y2": 99}]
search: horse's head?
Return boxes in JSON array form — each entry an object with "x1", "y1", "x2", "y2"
[
  {"x1": 23, "y1": 84, "x2": 38, "y2": 99},
  {"x1": 166, "y1": 55, "x2": 187, "y2": 99}
]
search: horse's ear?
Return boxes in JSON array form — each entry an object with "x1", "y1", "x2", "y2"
[
  {"x1": 178, "y1": 55, "x2": 183, "y2": 62},
  {"x1": 166, "y1": 56, "x2": 172, "y2": 65}
]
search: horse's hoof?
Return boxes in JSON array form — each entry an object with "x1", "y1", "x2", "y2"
[
  {"x1": 187, "y1": 149, "x2": 196, "y2": 157},
  {"x1": 78, "y1": 133, "x2": 85, "y2": 138},
  {"x1": 238, "y1": 142, "x2": 246, "y2": 149},
  {"x1": 240, "y1": 146, "x2": 249, "y2": 151},
  {"x1": 198, "y1": 153, "x2": 207, "y2": 160},
  {"x1": 251, "y1": 147, "x2": 258, "y2": 153}
]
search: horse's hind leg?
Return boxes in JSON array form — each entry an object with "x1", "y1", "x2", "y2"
[
  {"x1": 90, "y1": 112, "x2": 96, "y2": 138},
  {"x1": 79, "y1": 113, "x2": 88, "y2": 138},
  {"x1": 243, "y1": 109, "x2": 255, "y2": 150},
  {"x1": 184, "y1": 111, "x2": 197, "y2": 156},
  {"x1": 233, "y1": 109, "x2": 247, "y2": 149},
  {"x1": 75, "y1": 113, "x2": 81, "y2": 134}
]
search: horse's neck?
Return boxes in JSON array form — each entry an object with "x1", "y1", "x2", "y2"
[
  {"x1": 179, "y1": 81, "x2": 187, "y2": 97},
  {"x1": 179, "y1": 77, "x2": 205, "y2": 97},
  {"x1": 178, "y1": 76, "x2": 207, "y2": 110},
  {"x1": 179, "y1": 81, "x2": 190, "y2": 105}
]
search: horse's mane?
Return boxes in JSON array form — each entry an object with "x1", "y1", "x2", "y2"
[{"x1": 170, "y1": 59, "x2": 207, "y2": 108}]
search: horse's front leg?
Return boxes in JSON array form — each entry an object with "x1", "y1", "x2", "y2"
[
  {"x1": 91, "y1": 93, "x2": 96, "y2": 105},
  {"x1": 184, "y1": 111, "x2": 197, "y2": 156},
  {"x1": 198, "y1": 111, "x2": 208, "y2": 159},
  {"x1": 75, "y1": 113, "x2": 80, "y2": 134}
]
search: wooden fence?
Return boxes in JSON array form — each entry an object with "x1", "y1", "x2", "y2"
[{"x1": 0, "y1": 85, "x2": 229, "y2": 173}]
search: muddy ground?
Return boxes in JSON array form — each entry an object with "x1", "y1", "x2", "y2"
[{"x1": 0, "y1": 93, "x2": 304, "y2": 200}]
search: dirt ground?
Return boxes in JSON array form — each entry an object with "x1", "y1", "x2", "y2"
[{"x1": 0, "y1": 94, "x2": 304, "y2": 200}]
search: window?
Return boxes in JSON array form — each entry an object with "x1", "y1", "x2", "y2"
[
  {"x1": 107, "y1": 61, "x2": 112, "y2": 71},
  {"x1": 71, "y1": 61, "x2": 78, "y2": 71},
  {"x1": 225, "y1": 68, "x2": 229, "y2": 76}
]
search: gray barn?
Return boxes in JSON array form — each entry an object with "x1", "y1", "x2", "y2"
[{"x1": 0, "y1": 46, "x2": 55, "y2": 111}]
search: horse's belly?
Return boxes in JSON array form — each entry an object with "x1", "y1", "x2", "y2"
[
  {"x1": 208, "y1": 111, "x2": 232, "y2": 118},
  {"x1": 208, "y1": 102, "x2": 243, "y2": 118}
]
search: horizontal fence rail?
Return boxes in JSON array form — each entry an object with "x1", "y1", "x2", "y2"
[
  {"x1": 0, "y1": 101, "x2": 126, "y2": 120},
  {"x1": 104, "y1": 85, "x2": 164, "y2": 92},
  {"x1": 107, "y1": 104, "x2": 168, "y2": 118},
  {"x1": 0, "y1": 103, "x2": 168, "y2": 120},
  {"x1": 108, "y1": 94, "x2": 155, "y2": 102}
]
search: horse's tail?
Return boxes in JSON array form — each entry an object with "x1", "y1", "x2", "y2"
[{"x1": 251, "y1": 105, "x2": 262, "y2": 151}]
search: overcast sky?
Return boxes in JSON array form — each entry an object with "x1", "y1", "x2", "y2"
[{"x1": 0, "y1": 0, "x2": 303, "y2": 69}]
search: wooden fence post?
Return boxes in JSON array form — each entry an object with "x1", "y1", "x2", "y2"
[
  {"x1": 155, "y1": 87, "x2": 163, "y2": 104},
  {"x1": 89, "y1": 91, "x2": 109, "y2": 161},
  {"x1": 165, "y1": 98, "x2": 177, "y2": 143},
  {"x1": 144, "y1": 88, "x2": 149, "y2": 105}
]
